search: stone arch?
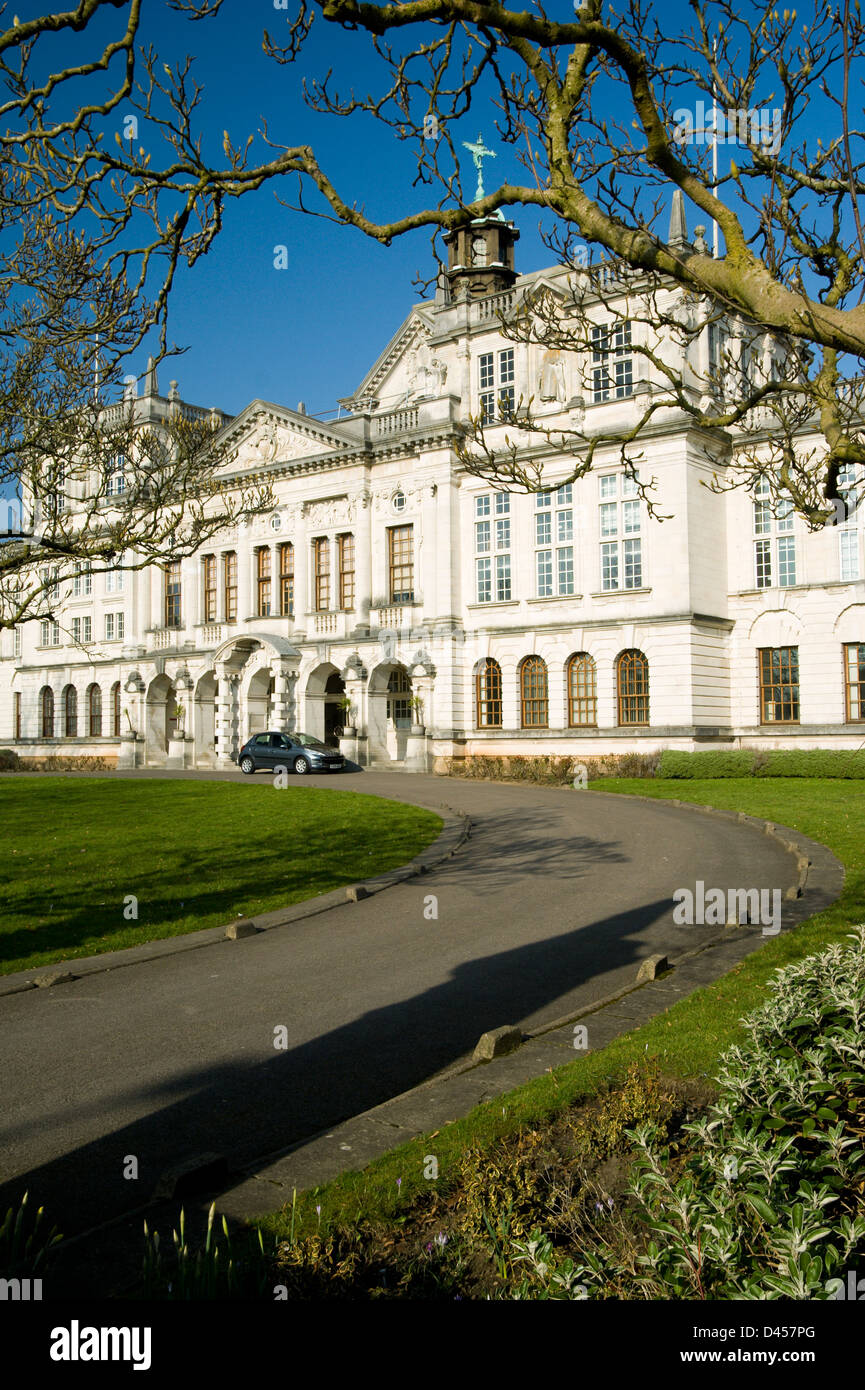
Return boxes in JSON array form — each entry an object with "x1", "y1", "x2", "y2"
[
  {"x1": 145, "y1": 672, "x2": 176, "y2": 763},
  {"x1": 748, "y1": 607, "x2": 803, "y2": 646},
  {"x1": 367, "y1": 659, "x2": 412, "y2": 763},
  {"x1": 245, "y1": 666, "x2": 275, "y2": 736},
  {"x1": 62, "y1": 683, "x2": 78, "y2": 738},
  {"x1": 304, "y1": 661, "x2": 345, "y2": 745},
  {"x1": 194, "y1": 671, "x2": 218, "y2": 765},
  {"x1": 210, "y1": 632, "x2": 301, "y2": 767},
  {"x1": 834, "y1": 603, "x2": 865, "y2": 643}
]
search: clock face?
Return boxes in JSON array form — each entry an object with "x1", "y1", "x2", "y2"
[{"x1": 270, "y1": 513, "x2": 283, "y2": 532}]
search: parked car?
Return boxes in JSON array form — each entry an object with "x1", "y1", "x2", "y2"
[{"x1": 237, "y1": 731, "x2": 345, "y2": 776}]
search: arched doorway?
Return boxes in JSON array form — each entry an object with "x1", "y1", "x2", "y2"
[
  {"x1": 195, "y1": 672, "x2": 218, "y2": 765},
  {"x1": 145, "y1": 673, "x2": 176, "y2": 764},
  {"x1": 367, "y1": 661, "x2": 411, "y2": 764},
  {"x1": 304, "y1": 662, "x2": 345, "y2": 745},
  {"x1": 323, "y1": 670, "x2": 346, "y2": 747},
  {"x1": 246, "y1": 667, "x2": 275, "y2": 735}
]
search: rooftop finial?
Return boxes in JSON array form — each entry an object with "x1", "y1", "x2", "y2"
[
  {"x1": 668, "y1": 189, "x2": 690, "y2": 251},
  {"x1": 462, "y1": 132, "x2": 496, "y2": 202},
  {"x1": 143, "y1": 355, "x2": 158, "y2": 397}
]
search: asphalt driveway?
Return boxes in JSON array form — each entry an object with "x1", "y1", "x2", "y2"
[{"x1": 0, "y1": 769, "x2": 804, "y2": 1258}]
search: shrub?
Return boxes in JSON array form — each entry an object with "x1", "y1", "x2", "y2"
[
  {"x1": 755, "y1": 749, "x2": 865, "y2": 778},
  {"x1": 510, "y1": 927, "x2": 865, "y2": 1299},
  {"x1": 658, "y1": 749, "x2": 756, "y2": 778},
  {"x1": 0, "y1": 748, "x2": 20, "y2": 771},
  {"x1": 442, "y1": 752, "x2": 660, "y2": 784}
]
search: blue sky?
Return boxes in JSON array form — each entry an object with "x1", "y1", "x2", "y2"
[{"x1": 16, "y1": 1, "x2": 834, "y2": 419}]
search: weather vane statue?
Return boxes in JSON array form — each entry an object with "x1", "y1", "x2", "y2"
[{"x1": 462, "y1": 132, "x2": 496, "y2": 202}]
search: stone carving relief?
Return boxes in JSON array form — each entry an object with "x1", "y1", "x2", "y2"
[
  {"x1": 371, "y1": 481, "x2": 435, "y2": 515},
  {"x1": 538, "y1": 350, "x2": 566, "y2": 404},
  {"x1": 407, "y1": 339, "x2": 448, "y2": 399},
  {"x1": 233, "y1": 418, "x2": 327, "y2": 468}
]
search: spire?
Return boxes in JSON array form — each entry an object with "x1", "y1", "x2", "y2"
[{"x1": 668, "y1": 189, "x2": 690, "y2": 251}]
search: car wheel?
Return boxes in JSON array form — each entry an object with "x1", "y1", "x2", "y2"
[
  {"x1": 239, "y1": 755, "x2": 256, "y2": 775},
  {"x1": 293, "y1": 756, "x2": 311, "y2": 775}
]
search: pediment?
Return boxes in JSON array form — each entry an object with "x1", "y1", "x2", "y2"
[
  {"x1": 345, "y1": 308, "x2": 450, "y2": 409},
  {"x1": 216, "y1": 401, "x2": 351, "y2": 472}
]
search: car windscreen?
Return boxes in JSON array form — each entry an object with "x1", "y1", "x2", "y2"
[{"x1": 293, "y1": 733, "x2": 328, "y2": 749}]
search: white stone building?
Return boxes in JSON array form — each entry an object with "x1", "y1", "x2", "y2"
[{"x1": 2, "y1": 208, "x2": 864, "y2": 771}]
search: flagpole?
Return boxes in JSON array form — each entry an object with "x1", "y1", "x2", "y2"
[{"x1": 712, "y1": 40, "x2": 719, "y2": 259}]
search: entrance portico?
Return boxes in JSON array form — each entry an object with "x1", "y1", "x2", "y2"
[{"x1": 211, "y1": 633, "x2": 302, "y2": 769}]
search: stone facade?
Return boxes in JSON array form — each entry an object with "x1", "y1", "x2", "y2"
[{"x1": 2, "y1": 214, "x2": 864, "y2": 771}]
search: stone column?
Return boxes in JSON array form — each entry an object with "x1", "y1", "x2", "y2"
[
  {"x1": 150, "y1": 567, "x2": 162, "y2": 630},
  {"x1": 435, "y1": 476, "x2": 460, "y2": 617},
  {"x1": 237, "y1": 524, "x2": 251, "y2": 623},
  {"x1": 215, "y1": 666, "x2": 238, "y2": 767},
  {"x1": 271, "y1": 663, "x2": 292, "y2": 729},
  {"x1": 293, "y1": 515, "x2": 309, "y2": 636},
  {"x1": 354, "y1": 494, "x2": 372, "y2": 635}
]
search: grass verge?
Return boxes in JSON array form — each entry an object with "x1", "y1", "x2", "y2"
[{"x1": 0, "y1": 777, "x2": 442, "y2": 975}]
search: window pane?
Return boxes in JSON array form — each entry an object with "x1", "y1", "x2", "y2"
[
  {"x1": 476, "y1": 557, "x2": 491, "y2": 603},
  {"x1": 622, "y1": 499, "x2": 640, "y2": 534},
  {"x1": 599, "y1": 474, "x2": 617, "y2": 499},
  {"x1": 535, "y1": 513, "x2": 551, "y2": 546},
  {"x1": 841, "y1": 530, "x2": 860, "y2": 581},
  {"x1": 476, "y1": 520, "x2": 491, "y2": 553},
  {"x1": 558, "y1": 547, "x2": 574, "y2": 594},
  {"x1": 475, "y1": 494, "x2": 491, "y2": 518},
  {"x1": 495, "y1": 553, "x2": 511, "y2": 601},
  {"x1": 557, "y1": 509, "x2": 573, "y2": 542},
  {"x1": 623, "y1": 538, "x2": 642, "y2": 588},
  {"x1": 520, "y1": 657, "x2": 549, "y2": 727},
  {"x1": 755, "y1": 538, "x2": 772, "y2": 588},
  {"x1": 536, "y1": 550, "x2": 552, "y2": 597},
  {"x1": 495, "y1": 517, "x2": 510, "y2": 550},
  {"x1": 846, "y1": 643, "x2": 865, "y2": 720},
  {"x1": 601, "y1": 541, "x2": 618, "y2": 590},
  {"x1": 777, "y1": 535, "x2": 796, "y2": 587},
  {"x1": 476, "y1": 658, "x2": 502, "y2": 727},
  {"x1": 600, "y1": 502, "x2": 617, "y2": 537},
  {"x1": 568, "y1": 654, "x2": 597, "y2": 726}
]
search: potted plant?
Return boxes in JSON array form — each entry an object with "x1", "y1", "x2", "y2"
[
  {"x1": 410, "y1": 693, "x2": 425, "y2": 735},
  {"x1": 172, "y1": 702, "x2": 186, "y2": 737},
  {"x1": 336, "y1": 694, "x2": 356, "y2": 735}
]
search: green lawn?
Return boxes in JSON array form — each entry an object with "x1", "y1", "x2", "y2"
[{"x1": 0, "y1": 777, "x2": 442, "y2": 975}]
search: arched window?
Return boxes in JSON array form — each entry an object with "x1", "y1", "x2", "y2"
[
  {"x1": 63, "y1": 684, "x2": 78, "y2": 738},
  {"x1": 520, "y1": 656, "x2": 549, "y2": 728},
  {"x1": 87, "y1": 683, "x2": 102, "y2": 737},
  {"x1": 567, "y1": 654, "x2": 597, "y2": 727},
  {"x1": 40, "y1": 686, "x2": 55, "y2": 738},
  {"x1": 617, "y1": 650, "x2": 649, "y2": 726},
  {"x1": 476, "y1": 658, "x2": 503, "y2": 728},
  {"x1": 111, "y1": 681, "x2": 121, "y2": 737}
]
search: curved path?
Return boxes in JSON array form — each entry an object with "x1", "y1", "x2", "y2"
[{"x1": 0, "y1": 768, "x2": 833, "y2": 1287}]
